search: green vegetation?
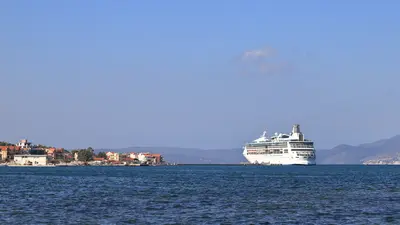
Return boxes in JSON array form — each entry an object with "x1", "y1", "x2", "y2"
[
  {"x1": 35, "y1": 144, "x2": 53, "y2": 149},
  {"x1": 70, "y1": 147, "x2": 95, "y2": 162},
  {"x1": 0, "y1": 141, "x2": 14, "y2": 146},
  {"x1": 30, "y1": 149, "x2": 46, "y2": 155},
  {"x1": 78, "y1": 149, "x2": 94, "y2": 162},
  {"x1": 97, "y1": 152, "x2": 107, "y2": 158},
  {"x1": 71, "y1": 150, "x2": 79, "y2": 156}
]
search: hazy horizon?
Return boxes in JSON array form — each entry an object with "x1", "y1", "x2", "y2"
[{"x1": 1, "y1": 1, "x2": 399, "y2": 150}]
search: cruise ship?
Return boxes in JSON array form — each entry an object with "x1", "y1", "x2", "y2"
[{"x1": 242, "y1": 124, "x2": 316, "y2": 165}]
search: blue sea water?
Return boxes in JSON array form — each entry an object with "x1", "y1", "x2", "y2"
[{"x1": 0, "y1": 165, "x2": 399, "y2": 225}]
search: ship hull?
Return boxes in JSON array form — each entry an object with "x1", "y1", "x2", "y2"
[{"x1": 243, "y1": 153, "x2": 316, "y2": 165}]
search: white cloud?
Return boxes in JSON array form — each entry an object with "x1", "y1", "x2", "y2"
[
  {"x1": 238, "y1": 46, "x2": 292, "y2": 76},
  {"x1": 241, "y1": 47, "x2": 276, "y2": 61}
]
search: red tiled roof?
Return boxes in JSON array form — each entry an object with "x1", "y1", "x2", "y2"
[
  {"x1": 123, "y1": 158, "x2": 135, "y2": 161},
  {"x1": 0, "y1": 146, "x2": 21, "y2": 151}
]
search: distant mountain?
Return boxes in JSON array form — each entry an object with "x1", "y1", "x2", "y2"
[
  {"x1": 317, "y1": 135, "x2": 400, "y2": 164},
  {"x1": 96, "y1": 135, "x2": 400, "y2": 164},
  {"x1": 96, "y1": 146, "x2": 246, "y2": 164}
]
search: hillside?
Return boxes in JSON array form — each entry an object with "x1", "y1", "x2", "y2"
[
  {"x1": 317, "y1": 135, "x2": 400, "y2": 164},
  {"x1": 96, "y1": 147, "x2": 246, "y2": 164},
  {"x1": 97, "y1": 135, "x2": 400, "y2": 164}
]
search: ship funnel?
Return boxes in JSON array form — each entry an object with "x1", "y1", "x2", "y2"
[
  {"x1": 292, "y1": 124, "x2": 304, "y2": 141},
  {"x1": 292, "y1": 124, "x2": 301, "y2": 134}
]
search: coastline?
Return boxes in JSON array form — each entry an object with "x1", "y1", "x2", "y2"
[{"x1": 1, "y1": 163, "x2": 399, "y2": 167}]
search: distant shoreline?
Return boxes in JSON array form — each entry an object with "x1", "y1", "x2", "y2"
[
  {"x1": 1, "y1": 164, "x2": 399, "y2": 168},
  {"x1": 173, "y1": 164, "x2": 400, "y2": 166}
]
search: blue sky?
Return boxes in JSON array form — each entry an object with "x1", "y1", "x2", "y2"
[{"x1": 1, "y1": 1, "x2": 399, "y2": 149}]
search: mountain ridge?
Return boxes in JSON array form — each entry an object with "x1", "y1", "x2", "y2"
[
  {"x1": 96, "y1": 135, "x2": 400, "y2": 164},
  {"x1": 317, "y1": 135, "x2": 400, "y2": 164}
]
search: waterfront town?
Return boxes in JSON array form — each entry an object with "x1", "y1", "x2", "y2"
[{"x1": 0, "y1": 139, "x2": 164, "y2": 166}]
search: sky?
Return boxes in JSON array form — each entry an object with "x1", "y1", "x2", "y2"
[{"x1": 1, "y1": 0, "x2": 399, "y2": 150}]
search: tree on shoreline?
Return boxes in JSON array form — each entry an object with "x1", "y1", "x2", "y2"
[
  {"x1": 77, "y1": 148, "x2": 94, "y2": 162},
  {"x1": 71, "y1": 150, "x2": 79, "y2": 157},
  {"x1": 97, "y1": 152, "x2": 107, "y2": 159},
  {"x1": 0, "y1": 142, "x2": 14, "y2": 146},
  {"x1": 35, "y1": 144, "x2": 53, "y2": 149}
]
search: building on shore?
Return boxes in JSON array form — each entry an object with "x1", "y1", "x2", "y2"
[
  {"x1": 93, "y1": 157, "x2": 105, "y2": 162},
  {"x1": 0, "y1": 139, "x2": 49, "y2": 161},
  {"x1": 106, "y1": 152, "x2": 120, "y2": 161},
  {"x1": 0, "y1": 146, "x2": 22, "y2": 161},
  {"x1": 14, "y1": 155, "x2": 48, "y2": 166},
  {"x1": 138, "y1": 152, "x2": 162, "y2": 164},
  {"x1": 129, "y1": 152, "x2": 138, "y2": 159},
  {"x1": 45, "y1": 148, "x2": 65, "y2": 160},
  {"x1": 1, "y1": 138, "x2": 165, "y2": 165},
  {"x1": 16, "y1": 139, "x2": 32, "y2": 149}
]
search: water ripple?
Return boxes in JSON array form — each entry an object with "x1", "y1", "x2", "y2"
[{"x1": 0, "y1": 165, "x2": 399, "y2": 224}]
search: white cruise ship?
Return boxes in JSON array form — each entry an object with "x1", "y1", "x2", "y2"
[{"x1": 242, "y1": 124, "x2": 316, "y2": 165}]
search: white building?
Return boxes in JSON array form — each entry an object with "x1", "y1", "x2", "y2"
[
  {"x1": 106, "y1": 152, "x2": 120, "y2": 161},
  {"x1": 138, "y1": 153, "x2": 148, "y2": 162},
  {"x1": 16, "y1": 139, "x2": 32, "y2": 149},
  {"x1": 129, "y1": 152, "x2": 138, "y2": 159},
  {"x1": 14, "y1": 155, "x2": 47, "y2": 166}
]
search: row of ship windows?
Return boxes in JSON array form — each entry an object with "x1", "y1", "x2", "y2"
[
  {"x1": 247, "y1": 150, "x2": 316, "y2": 155},
  {"x1": 248, "y1": 153, "x2": 316, "y2": 159},
  {"x1": 291, "y1": 149, "x2": 314, "y2": 151},
  {"x1": 291, "y1": 143, "x2": 314, "y2": 148},
  {"x1": 248, "y1": 145, "x2": 287, "y2": 148},
  {"x1": 297, "y1": 153, "x2": 315, "y2": 157},
  {"x1": 248, "y1": 152, "x2": 284, "y2": 155},
  {"x1": 247, "y1": 150, "x2": 289, "y2": 155},
  {"x1": 247, "y1": 148, "x2": 314, "y2": 152},
  {"x1": 247, "y1": 143, "x2": 313, "y2": 148}
]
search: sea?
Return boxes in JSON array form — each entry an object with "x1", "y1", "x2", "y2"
[{"x1": 0, "y1": 165, "x2": 399, "y2": 225}]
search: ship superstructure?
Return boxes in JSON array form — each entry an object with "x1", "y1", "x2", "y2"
[{"x1": 242, "y1": 124, "x2": 316, "y2": 165}]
